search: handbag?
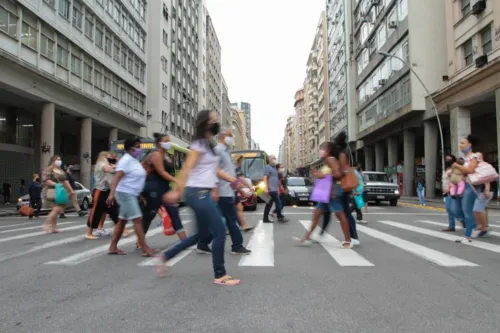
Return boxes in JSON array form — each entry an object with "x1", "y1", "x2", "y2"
[
  {"x1": 161, "y1": 206, "x2": 176, "y2": 236},
  {"x1": 468, "y1": 161, "x2": 498, "y2": 185},
  {"x1": 354, "y1": 194, "x2": 365, "y2": 209},
  {"x1": 341, "y1": 168, "x2": 359, "y2": 192},
  {"x1": 55, "y1": 183, "x2": 69, "y2": 205},
  {"x1": 310, "y1": 175, "x2": 333, "y2": 203},
  {"x1": 19, "y1": 204, "x2": 34, "y2": 216}
]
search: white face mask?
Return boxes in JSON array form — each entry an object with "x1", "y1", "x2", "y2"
[
  {"x1": 55, "y1": 160, "x2": 62, "y2": 167},
  {"x1": 160, "y1": 142, "x2": 172, "y2": 150},
  {"x1": 224, "y1": 136, "x2": 234, "y2": 147}
]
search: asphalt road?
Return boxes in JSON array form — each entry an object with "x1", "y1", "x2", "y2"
[{"x1": 1, "y1": 203, "x2": 500, "y2": 333}]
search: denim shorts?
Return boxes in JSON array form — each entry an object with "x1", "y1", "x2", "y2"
[
  {"x1": 115, "y1": 191, "x2": 142, "y2": 221},
  {"x1": 473, "y1": 192, "x2": 493, "y2": 213},
  {"x1": 315, "y1": 197, "x2": 343, "y2": 213}
]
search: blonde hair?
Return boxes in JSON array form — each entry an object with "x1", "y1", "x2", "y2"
[{"x1": 94, "y1": 151, "x2": 110, "y2": 177}]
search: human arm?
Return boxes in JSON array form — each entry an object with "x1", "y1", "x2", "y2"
[
  {"x1": 106, "y1": 171, "x2": 124, "y2": 205},
  {"x1": 453, "y1": 156, "x2": 478, "y2": 175},
  {"x1": 42, "y1": 169, "x2": 57, "y2": 188},
  {"x1": 102, "y1": 164, "x2": 115, "y2": 173},
  {"x1": 312, "y1": 169, "x2": 324, "y2": 178},
  {"x1": 325, "y1": 157, "x2": 342, "y2": 179},
  {"x1": 484, "y1": 182, "x2": 491, "y2": 199}
]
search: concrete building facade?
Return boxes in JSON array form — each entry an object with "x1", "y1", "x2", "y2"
[
  {"x1": 221, "y1": 75, "x2": 231, "y2": 128},
  {"x1": 232, "y1": 101, "x2": 251, "y2": 148},
  {"x1": 205, "y1": 12, "x2": 221, "y2": 120},
  {"x1": 230, "y1": 105, "x2": 244, "y2": 150},
  {"x1": 285, "y1": 115, "x2": 296, "y2": 173},
  {"x1": 294, "y1": 88, "x2": 306, "y2": 169},
  {"x1": 0, "y1": 0, "x2": 148, "y2": 189}
]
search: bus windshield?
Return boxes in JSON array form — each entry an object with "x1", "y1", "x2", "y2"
[{"x1": 242, "y1": 158, "x2": 265, "y2": 180}]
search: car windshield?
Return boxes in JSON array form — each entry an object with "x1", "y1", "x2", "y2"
[
  {"x1": 242, "y1": 158, "x2": 265, "y2": 180},
  {"x1": 366, "y1": 173, "x2": 389, "y2": 182},
  {"x1": 287, "y1": 178, "x2": 312, "y2": 186}
]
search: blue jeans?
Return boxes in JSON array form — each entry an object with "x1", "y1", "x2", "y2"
[
  {"x1": 341, "y1": 191, "x2": 358, "y2": 239},
  {"x1": 456, "y1": 184, "x2": 477, "y2": 238},
  {"x1": 263, "y1": 191, "x2": 283, "y2": 220},
  {"x1": 164, "y1": 187, "x2": 226, "y2": 279},
  {"x1": 445, "y1": 195, "x2": 464, "y2": 229},
  {"x1": 218, "y1": 196, "x2": 243, "y2": 251},
  {"x1": 417, "y1": 188, "x2": 425, "y2": 205}
]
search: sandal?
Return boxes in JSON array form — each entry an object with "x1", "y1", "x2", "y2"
[
  {"x1": 213, "y1": 275, "x2": 240, "y2": 286},
  {"x1": 141, "y1": 248, "x2": 159, "y2": 257},
  {"x1": 341, "y1": 241, "x2": 353, "y2": 249},
  {"x1": 293, "y1": 236, "x2": 312, "y2": 246},
  {"x1": 85, "y1": 235, "x2": 98, "y2": 240},
  {"x1": 156, "y1": 255, "x2": 168, "y2": 277},
  {"x1": 108, "y1": 249, "x2": 127, "y2": 255}
]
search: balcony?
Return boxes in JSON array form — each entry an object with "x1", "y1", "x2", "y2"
[
  {"x1": 313, "y1": 90, "x2": 319, "y2": 98},
  {"x1": 312, "y1": 77, "x2": 319, "y2": 85}
]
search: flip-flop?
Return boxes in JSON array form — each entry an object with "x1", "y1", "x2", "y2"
[
  {"x1": 213, "y1": 276, "x2": 240, "y2": 286},
  {"x1": 108, "y1": 250, "x2": 127, "y2": 255},
  {"x1": 141, "y1": 249, "x2": 160, "y2": 257},
  {"x1": 243, "y1": 227, "x2": 255, "y2": 232}
]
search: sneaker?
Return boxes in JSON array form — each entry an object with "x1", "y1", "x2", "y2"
[
  {"x1": 455, "y1": 237, "x2": 471, "y2": 243},
  {"x1": 231, "y1": 247, "x2": 252, "y2": 255},
  {"x1": 59, "y1": 214, "x2": 67, "y2": 219},
  {"x1": 196, "y1": 245, "x2": 212, "y2": 254},
  {"x1": 278, "y1": 217, "x2": 289, "y2": 223},
  {"x1": 78, "y1": 210, "x2": 87, "y2": 217},
  {"x1": 263, "y1": 219, "x2": 274, "y2": 223},
  {"x1": 471, "y1": 229, "x2": 481, "y2": 239},
  {"x1": 351, "y1": 238, "x2": 360, "y2": 246}
]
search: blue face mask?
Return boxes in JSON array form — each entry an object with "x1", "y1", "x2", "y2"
[{"x1": 461, "y1": 146, "x2": 471, "y2": 155}]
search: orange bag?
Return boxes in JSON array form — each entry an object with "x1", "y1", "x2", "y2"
[
  {"x1": 161, "y1": 206, "x2": 175, "y2": 236},
  {"x1": 19, "y1": 204, "x2": 34, "y2": 217}
]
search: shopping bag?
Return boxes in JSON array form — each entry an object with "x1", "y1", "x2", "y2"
[
  {"x1": 19, "y1": 204, "x2": 34, "y2": 216},
  {"x1": 161, "y1": 206, "x2": 176, "y2": 236},
  {"x1": 354, "y1": 194, "x2": 365, "y2": 209},
  {"x1": 310, "y1": 175, "x2": 333, "y2": 203},
  {"x1": 55, "y1": 183, "x2": 69, "y2": 205}
]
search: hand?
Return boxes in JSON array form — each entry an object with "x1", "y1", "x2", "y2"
[
  {"x1": 484, "y1": 189, "x2": 491, "y2": 199},
  {"x1": 211, "y1": 189, "x2": 219, "y2": 202},
  {"x1": 106, "y1": 194, "x2": 114, "y2": 206},
  {"x1": 451, "y1": 162, "x2": 458, "y2": 169}
]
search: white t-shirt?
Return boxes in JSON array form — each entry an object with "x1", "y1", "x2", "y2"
[{"x1": 115, "y1": 153, "x2": 146, "y2": 196}]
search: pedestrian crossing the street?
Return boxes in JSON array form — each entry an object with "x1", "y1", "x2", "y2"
[{"x1": 0, "y1": 214, "x2": 499, "y2": 271}]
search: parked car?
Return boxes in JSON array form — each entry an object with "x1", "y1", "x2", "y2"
[
  {"x1": 16, "y1": 182, "x2": 93, "y2": 212},
  {"x1": 285, "y1": 177, "x2": 313, "y2": 205},
  {"x1": 363, "y1": 171, "x2": 400, "y2": 206}
]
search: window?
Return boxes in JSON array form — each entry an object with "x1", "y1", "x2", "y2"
[
  {"x1": 58, "y1": 0, "x2": 70, "y2": 19},
  {"x1": 0, "y1": 0, "x2": 19, "y2": 38},
  {"x1": 161, "y1": 56, "x2": 167, "y2": 73},
  {"x1": 113, "y1": 40, "x2": 120, "y2": 63},
  {"x1": 121, "y1": 87, "x2": 127, "y2": 104},
  {"x1": 43, "y1": 0, "x2": 55, "y2": 8},
  {"x1": 71, "y1": 50, "x2": 82, "y2": 76},
  {"x1": 21, "y1": 10, "x2": 38, "y2": 50},
  {"x1": 377, "y1": 23, "x2": 386, "y2": 49},
  {"x1": 162, "y1": 84, "x2": 168, "y2": 99},
  {"x1": 122, "y1": 13, "x2": 128, "y2": 32},
  {"x1": 83, "y1": 57, "x2": 92, "y2": 82},
  {"x1": 114, "y1": 3, "x2": 120, "y2": 23},
  {"x1": 121, "y1": 47, "x2": 127, "y2": 68},
  {"x1": 105, "y1": 35, "x2": 112, "y2": 55},
  {"x1": 95, "y1": 64, "x2": 102, "y2": 88},
  {"x1": 72, "y1": 0, "x2": 83, "y2": 29},
  {"x1": 95, "y1": 21, "x2": 103, "y2": 48},
  {"x1": 40, "y1": 24, "x2": 54, "y2": 60},
  {"x1": 481, "y1": 24, "x2": 492, "y2": 54},
  {"x1": 139, "y1": 0, "x2": 145, "y2": 19},
  {"x1": 463, "y1": 38, "x2": 473, "y2": 66},
  {"x1": 163, "y1": 29, "x2": 168, "y2": 46},
  {"x1": 103, "y1": 70, "x2": 111, "y2": 93},
  {"x1": 461, "y1": 0, "x2": 471, "y2": 16},
  {"x1": 128, "y1": 52, "x2": 133, "y2": 74},
  {"x1": 134, "y1": 57, "x2": 139, "y2": 79},
  {"x1": 84, "y1": 11, "x2": 94, "y2": 39},
  {"x1": 112, "y1": 76, "x2": 119, "y2": 98},
  {"x1": 57, "y1": 37, "x2": 69, "y2": 68},
  {"x1": 398, "y1": 0, "x2": 408, "y2": 21}
]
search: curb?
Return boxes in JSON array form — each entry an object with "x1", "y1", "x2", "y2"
[{"x1": 398, "y1": 201, "x2": 446, "y2": 212}]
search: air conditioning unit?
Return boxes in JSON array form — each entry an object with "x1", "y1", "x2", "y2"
[
  {"x1": 337, "y1": 89, "x2": 343, "y2": 94},
  {"x1": 379, "y1": 79, "x2": 387, "y2": 86},
  {"x1": 472, "y1": 0, "x2": 486, "y2": 15},
  {"x1": 388, "y1": 21, "x2": 397, "y2": 29},
  {"x1": 475, "y1": 54, "x2": 488, "y2": 68}
]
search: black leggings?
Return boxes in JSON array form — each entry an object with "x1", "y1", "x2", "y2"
[{"x1": 87, "y1": 189, "x2": 119, "y2": 229}]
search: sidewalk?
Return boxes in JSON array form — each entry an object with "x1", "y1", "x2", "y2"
[
  {"x1": 400, "y1": 196, "x2": 500, "y2": 211},
  {"x1": 0, "y1": 205, "x2": 20, "y2": 217}
]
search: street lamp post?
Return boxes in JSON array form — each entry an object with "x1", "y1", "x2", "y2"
[{"x1": 378, "y1": 51, "x2": 446, "y2": 179}]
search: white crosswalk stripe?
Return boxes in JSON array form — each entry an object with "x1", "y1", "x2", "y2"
[
  {"x1": 239, "y1": 220, "x2": 274, "y2": 267},
  {"x1": 416, "y1": 220, "x2": 500, "y2": 237},
  {"x1": 0, "y1": 221, "x2": 75, "y2": 234}
]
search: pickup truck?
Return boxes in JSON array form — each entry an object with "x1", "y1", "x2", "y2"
[{"x1": 363, "y1": 171, "x2": 400, "y2": 206}]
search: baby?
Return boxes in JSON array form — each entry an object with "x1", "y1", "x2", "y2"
[{"x1": 449, "y1": 157, "x2": 465, "y2": 198}]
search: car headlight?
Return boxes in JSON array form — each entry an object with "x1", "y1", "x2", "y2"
[
  {"x1": 394, "y1": 189, "x2": 400, "y2": 195},
  {"x1": 256, "y1": 181, "x2": 266, "y2": 189},
  {"x1": 289, "y1": 190, "x2": 295, "y2": 196}
]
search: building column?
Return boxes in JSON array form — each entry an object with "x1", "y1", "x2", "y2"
[
  {"x1": 40, "y1": 103, "x2": 55, "y2": 175},
  {"x1": 424, "y1": 120, "x2": 438, "y2": 199},
  {"x1": 80, "y1": 118, "x2": 92, "y2": 189},
  {"x1": 387, "y1": 136, "x2": 398, "y2": 167},
  {"x1": 5, "y1": 107, "x2": 17, "y2": 144},
  {"x1": 364, "y1": 146, "x2": 374, "y2": 171},
  {"x1": 109, "y1": 127, "x2": 118, "y2": 144},
  {"x1": 495, "y1": 89, "x2": 500, "y2": 174},
  {"x1": 403, "y1": 129, "x2": 415, "y2": 197},
  {"x1": 450, "y1": 106, "x2": 471, "y2": 157},
  {"x1": 375, "y1": 141, "x2": 385, "y2": 172}
]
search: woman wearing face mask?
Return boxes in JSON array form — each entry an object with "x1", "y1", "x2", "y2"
[
  {"x1": 106, "y1": 138, "x2": 153, "y2": 256},
  {"x1": 85, "y1": 151, "x2": 119, "y2": 240},
  {"x1": 42, "y1": 155, "x2": 74, "y2": 233},
  {"x1": 140, "y1": 133, "x2": 186, "y2": 247},
  {"x1": 233, "y1": 156, "x2": 253, "y2": 231},
  {"x1": 451, "y1": 134, "x2": 481, "y2": 243},
  {"x1": 159, "y1": 110, "x2": 242, "y2": 286},
  {"x1": 442, "y1": 155, "x2": 465, "y2": 232}
]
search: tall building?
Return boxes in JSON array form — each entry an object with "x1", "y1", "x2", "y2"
[
  {"x1": 232, "y1": 101, "x2": 251, "y2": 148},
  {"x1": 221, "y1": 75, "x2": 231, "y2": 128},
  {"x1": 237, "y1": 109, "x2": 247, "y2": 150},
  {"x1": 230, "y1": 106, "x2": 244, "y2": 150},
  {"x1": 285, "y1": 115, "x2": 296, "y2": 172},
  {"x1": 352, "y1": 0, "x2": 447, "y2": 196},
  {"x1": 326, "y1": 0, "x2": 356, "y2": 143},
  {"x1": 294, "y1": 88, "x2": 306, "y2": 170},
  {"x1": 147, "y1": 0, "x2": 206, "y2": 146},
  {"x1": 0, "y1": 0, "x2": 147, "y2": 188},
  {"x1": 205, "y1": 13, "x2": 222, "y2": 119}
]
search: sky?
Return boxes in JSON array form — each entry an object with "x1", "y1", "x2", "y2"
[{"x1": 207, "y1": 0, "x2": 325, "y2": 156}]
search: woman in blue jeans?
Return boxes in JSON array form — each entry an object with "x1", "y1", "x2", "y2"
[
  {"x1": 159, "y1": 110, "x2": 242, "y2": 286},
  {"x1": 451, "y1": 135, "x2": 480, "y2": 243}
]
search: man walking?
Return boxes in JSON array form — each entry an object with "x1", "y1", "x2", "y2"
[{"x1": 263, "y1": 155, "x2": 289, "y2": 223}]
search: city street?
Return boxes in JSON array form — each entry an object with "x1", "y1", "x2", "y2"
[{"x1": 1, "y1": 203, "x2": 500, "y2": 333}]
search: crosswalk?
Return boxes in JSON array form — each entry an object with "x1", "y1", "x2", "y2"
[{"x1": 0, "y1": 215, "x2": 499, "y2": 270}]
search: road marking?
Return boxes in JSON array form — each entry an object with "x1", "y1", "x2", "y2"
[
  {"x1": 0, "y1": 225, "x2": 87, "y2": 244},
  {"x1": 298, "y1": 220, "x2": 374, "y2": 267},
  {"x1": 357, "y1": 224, "x2": 477, "y2": 267},
  {"x1": 138, "y1": 246, "x2": 196, "y2": 267},
  {"x1": 416, "y1": 220, "x2": 500, "y2": 235},
  {"x1": 45, "y1": 227, "x2": 165, "y2": 265},
  {"x1": 0, "y1": 222, "x2": 114, "y2": 263},
  {"x1": 0, "y1": 220, "x2": 41, "y2": 229},
  {"x1": 378, "y1": 220, "x2": 500, "y2": 254},
  {"x1": 239, "y1": 220, "x2": 274, "y2": 267},
  {"x1": 0, "y1": 221, "x2": 75, "y2": 234}
]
